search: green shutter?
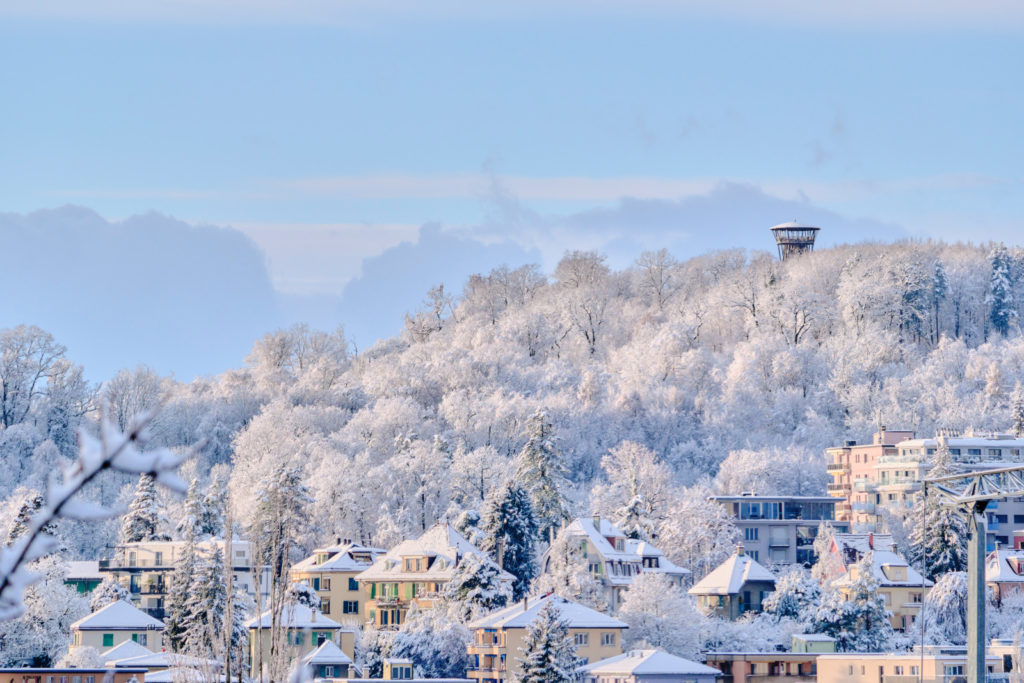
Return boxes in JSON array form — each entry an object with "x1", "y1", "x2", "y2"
[
  {"x1": 371, "y1": 583, "x2": 376, "y2": 598},
  {"x1": 103, "y1": 634, "x2": 114, "y2": 647}
]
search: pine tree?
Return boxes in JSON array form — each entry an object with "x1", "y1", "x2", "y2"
[
  {"x1": 931, "y1": 259, "x2": 947, "y2": 342},
  {"x1": 442, "y1": 552, "x2": 511, "y2": 621},
  {"x1": 842, "y1": 552, "x2": 897, "y2": 652},
  {"x1": 183, "y1": 546, "x2": 227, "y2": 657},
  {"x1": 514, "y1": 600, "x2": 580, "y2": 683},
  {"x1": 1012, "y1": 383, "x2": 1024, "y2": 439},
  {"x1": 479, "y1": 484, "x2": 538, "y2": 601},
  {"x1": 120, "y1": 474, "x2": 168, "y2": 544},
  {"x1": 163, "y1": 522, "x2": 200, "y2": 651},
  {"x1": 987, "y1": 243, "x2": 1017, "y2": 337},
  {"x1": 7, "y1": 491, "x2": 56, "y2": 544},
  {"x1": 514, "y1": 410, "x2": 569, "y2": 543},
  {"x1": 762, "y1": 569, "x2": 821, "y2": 621},
  {"x1": 176, "y1": 477, "x2": 204, "y2": 540},
  {"x1": 200, "y1": 471, "x2": 227, "y2": 537},
  {"x1": 909, "y1": 443, "x2": 967, "y2": 579}
]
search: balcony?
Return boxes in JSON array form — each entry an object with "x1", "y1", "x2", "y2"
[
  {"x1": 852, "y1": 501, "x2": 875, "y2": 513},
  {"x1": 826, "y1": 483, "x2": 848, "y2": 494},
  {"x1": 826, "y1": 462, "x2": 849, "y2": 473},
  {"x1": 374, "y1": 596, "x2": 407, "y2": 607},
  {"x1": 852, "y1": 480, "x2": 876, "y2": 492}
]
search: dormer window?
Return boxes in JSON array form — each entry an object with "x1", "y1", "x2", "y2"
[{"x1": 615, "y1": 539, "x2": 624, "y2": 551}]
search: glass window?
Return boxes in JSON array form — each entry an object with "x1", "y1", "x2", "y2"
[
  {"x1": 103, "y1": 633, "x2": 114, "y2": 647},
  {"x1": 745, "y1": 527, "x2": 759, "y2": 541},
  {"x1": 349, "y1": 577, "x2": 359, "y2": 591},
  {"x1": 323, "y1": 578, "x2": 331, "y2": 591},
  {"x1": 574, "y1": 633, "x2": 589, "y2": 645}
]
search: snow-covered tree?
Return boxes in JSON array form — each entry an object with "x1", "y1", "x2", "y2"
[
  {"x1": 120, "y1": 474, "x2": 168, "y2": 544},
  {"x1": 514, "y1": 601, "x2": 580, "y2": 683},
  {"x1": 176, "y1": 477, "x2": 205, "y2": 541},
  {"x1": 762, "y1": 569, "x2": 821, "y2": 621},
  {"x1": 534, "y1": 530, "x2": 604, "y2": 610},
  {"x1": 908, "y1": 444, "x2": 967, "y2": 579},
  {"x1": 917, "y1": 571, "x2": 968, "y2": 645},
  {"x1": 814, "y1": 553, "x2": 895, "y2": 652},
  {"x1": 163, "y1": 527, "x2": 199, "y2": 652},
  {"x1": 200, "y1": 466, "x2": 229, "y2": 537},
  {"x1": 443, "y1": 552, "x2": 511, "y2": 621},
  {"x1": 479, "y1": 484, "x2": 537, "y2": 601},
  {"x1": 6, "y1": 491, "x2": 56, "y2": 544},
  {"x1": 356, "y1": 624, "x2": 394, "y2": 679},
  {"x1": 515, "y1": 411, "x2": 569, "y2": 543},
  {"x1": 390, "y1": 606, "x2": 472, "y2": 678},
  {"x1": 619, "y1": 572, "x2": 703, "y2": 658},
  {"x1": 590, "y1": 441, "x2": 674, "y2": 541},
  {"x1": 988, "y1": 243, "x2": 1017, "y2": 337},
  {"x1": 287, "y1": 580, "x2": 321, "y2": 611},
  {"x1": 658, "y1": 485, "x2": 740, "y2": 579},
  {"x1": 1012, "y1": 382, "x2": 1024, "y2": 438},
  {"x1": 89, "y1": 576, "x2": 129, "y2": 612},
  {"x1": 183, "y1": 546, "x2": 228, "y2": 657}
]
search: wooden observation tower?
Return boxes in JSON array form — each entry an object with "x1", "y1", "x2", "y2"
[{"x1": 770, "y1": 221, "x2": 820, "y2": 260}]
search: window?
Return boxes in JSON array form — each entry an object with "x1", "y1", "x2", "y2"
[
  {"x1": 324, "y1": 667, "x2": 334, "y2": 678},
  {"x1": 990, "y1": 449, "x2": 1002, "y2": 456},
  {"x1": 349, "y1": 577, "x2": 359, "y2": 591},
  {"x1": 745, "y1": 527, "x2": 759, "y2": 541},
  {"x1": 313, "y1": 578, "x2": 320, "y2": 590},
  {"x1": 601, "y1": 633, "x2": 616, "y2": 646},
  {"x1": 322, "y1": 578, "x2": 331, "y2": 591},
  {"x1": 103, "y1": 633, "x2": 114, "y2": 647},
  {"x1": 343, "y1": 601, "x2": 359, "y2": 614},
  {"x1": 73, "y1": 676, "x2": 81, "y2": 683},
  {"x1": 748, "y1": 551, "x2": 759, "y2": 561},
  {"x1": 894, "y1": 666, "x2": 904, "y2": 675},
  {"x1": 911, "y1": 666, "x2": 919, "y2": 676},
  {"x1": 574, "y1": 633, "x2": 589, "y2": 646},
  {"x1": 968, "y1": 449, "x2": 982, "y2": 456},
  {"x1": 321, "y1": 599, "x2": 331, "y2": 614},
  {"x1": 84, "y1": 678, "x2": 95, "y2": 683},
  {"x1": 154, "y1": 552, "x2": 163, "y2": 565}
]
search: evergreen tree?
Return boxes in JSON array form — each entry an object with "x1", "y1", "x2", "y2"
[
  {"x1": 163, "y1": 522, "x2": 199, "y2": 651},
  {"x1": 1012, "y1": 382, "x2": 1024, "y2": 439},
  {"x1": 931, "y1": 259, "x2": 947, "y2": 342},
  {"x1": 987, "y1": 243, "x2": 1017, "y2": 337},
  {"x1": 813, "y1": 553, "x2": 895, "y2": 652},
  {"x1": 514, "y1": 410, "x2": 569, "y2": 543},
  {"x1": 479, "y1": 484, "x2": 538, "y2": 601},
  {"x1": 533, "y1": 531, "x2": 605, "y2": 610},
  {"x1": 183, "y1": 546, "x2": 227, "y2": 657},
  {"x1": 762, "y1": 569, "x2": 821, "y2": 621},
  {"x1": 176, "y1": 477, "x2": 205, "y2": 541},
  {"x1": 200, "y1": 470, "x2": 228, "y2": 537},
  {"x1": 120, "y1": 474, "x2": 168, "y2": 544},
  {"x1": 515, "y1": 600, "x2": 580, "y2": 683},
  {"x1": 7, "y1": 491, "x2": 56, "y2": 544},
  {"x1": 442, "y1": 552, "x2": 511, "y2": 621},
  {"x1": 909, "y1": 443, "x2": 967, "y2": 579}
]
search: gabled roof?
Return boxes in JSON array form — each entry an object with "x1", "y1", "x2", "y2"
[
  {"x1": 356, "y1": 523, "x2": 513, "y2": 584},
  {"x1": 834, "y1": 549, "x2": 932, "y2": 589},
  {"x1": 560, "y1": 518, "x2": 690, "y2": 580},
  {"x1": 581, "y1": 649, "x2": 721, "y2": 676},
  {"x1": 832, "y1": 533, "x2": 895, "y2": 564},
  {"x1": 66, "y1": 560, "x2": 103, "y2": 580},
  {"x1": 689, "y1": 552, "x2": 775, "y2": 596},
  {"x1": 303, "y1": 640, "x2": 353, "y2": 665},
  {"x1": 107, "y1": 652, "x2": 219, "y2": 669},
  {"x1": 291, "y1": 542, "x2": 385, "y2": 573},
  {"x1": 72, "y1": 600, "x2": 165, "y2": 630},
  {"x1": 101, "y1": 640, "x2": 153, "y2": 661},
  {"x1": 246, "y1": 603, "x2": 345, "y2": 630},
  {"x1": 468, "y1": 594, "x2": 627, "y2": 630},
  {"x1": 986, "y1": 550, "x2": 1024, "y2": 584}
]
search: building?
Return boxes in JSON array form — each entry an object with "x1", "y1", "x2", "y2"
[
  {"x1": 290, "y1": 541, "x2": 385, "y2": 627},
  {"x1": 825, "y1": 428, "x2": 914, "y2": 529},
  {"x1": 709, "y1": 495, "x2": 849, "y2": 566},
  {"x1": 986, "y1": 547, "x2": 1024, "y2": 603},
  {"x1": 302, "y1": 640, "x2": 355, "y2": 680},
  {"x1": 580, "y1": 649, "x2": 722, "y2": 683},
  {"x1": 356, "y1": 523, "x2": 514, "y2": 629},
  {"x1": 823, "y1": 533, "x2": 931, "y2": 632},
  {"x1": 688, "y1": 546, "x2": 775, "y2": 620},
  {"x1": 466, "y1": 594, "x2": 627, "y2": 683},
  {"x1": 382, "y1": 659, "x2": 414, "y2": 680},
  {"x1": 69, "y1": 600, "x2": 165, "y2": 652},
  {"x1": 545, "y1": 516, "x2": 690, "y2": 613},
  {"x1": 704, "y1": 653, "x2": 819, "y2": 683},
  {"x1": 790, "y1": 634, "x2": 835, "y2": 654},
  {"x1": 816, "y1": 646, "x2": 1004, "y2": 683},
  {"x1": 104, "y1": 651, "x2": 220, "y2": 678},
  {"x1": 247, "y1": 603, "x2": 354, "y2": 677},
  {"x1": 100, "y1": 641, "x2": 153, "y2": 662},
  {"x1": 0, "y1": 669, "x2": 147, "y2": 683},
  {"x1": 99, "y1": 539, "x2": 270, "y2": 620},
  {"x1": 65, "y1": 561, "x2": 103, "y2": 595},
  {"x1": 769, "y1": 221, "x2": 820, "y2": 260}
]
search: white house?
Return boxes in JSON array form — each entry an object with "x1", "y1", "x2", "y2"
[{"x1": 70, "y1": 600, "x2": 165, "y2": 652}]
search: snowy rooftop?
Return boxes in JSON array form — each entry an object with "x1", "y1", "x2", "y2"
[
  {"x1": 246, "y1": 603, "x2": 346, "y2": 630},
  {"x1": 303, "y1": 639, "x2": 353, "y2": 665},
  {"x1": 469, "y1": 594, "x2": 627, "y2": 630},
  {"x1": 986, "y1": 549, "x2": 1024, "y2": 583},
  {"x1": 72, "y1": 600, "x2": 165, "y2": 630},
  {"x1": 101, "y1": 640, "x2": 153, "y2": 661},
  {"x1": 581, "y1": 649, "x2": 721, "y2": 676},
  {"x1": 107, "y1": 651, "x2": 220, "y2": 669},
  {"x1": 834, "y1": 550, "x2": 932, "y2": 588},
  {"x1": 793, "y1": 633, "x2": 836, "y2": 642},
  {"x1": 832, "y1": 533, "x2": 895, "y2": 565},
  {"x1": 292, "y1": 542, "x2": 385, "y2": 573},
  {"x1": 357, "y1": 523, "x2": 513, "y2": 584},
  {"x1": 561, "y1": 517, "x2": 689, "y2": 579},
  {"x1": 689, "y1": 550, "x2": 775, "y2": 596},
  {"x1": 66, "y1": 560, "x2": 103, "y2": 580}
]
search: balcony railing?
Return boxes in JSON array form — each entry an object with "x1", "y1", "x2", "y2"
[
  {"x1": 852, "y1": 501, "x2": 875, "y2": 513},
  {"x1": 826, "y1": 484, "x2": 848, "y2": 493},
  {"x1": 852, "y1": 480, "x2": 876, "y2": 492},
  {"x1": 826, "y1": 462, "x2": 849, "y2": 473}
]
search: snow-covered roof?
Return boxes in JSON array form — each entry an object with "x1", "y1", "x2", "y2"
[
  {"x1": 292, "y1": 542, "x2": 385, "y2": 573},
  {"x1": 303, "y1": 640, "x2": 353, "y2": 666},
  {"x1": 246, "y1": 603, "x2": 346, "y2": 630},
  {"x1": 72, "y1": 600, "x2": 165, "y2": 631},
  {"x1": 832, "y1": 533, "x2": 895, "y2": 567},
  {"x1": 101, "y1": 640, "x2": 153, "y2": 661},
  {"x1": 469, "y1": 594, "x2": 627, "y2": 630},
  {"x1": 689, "y1": 551, "x2": 775, "y2": 596},
  {"x1": 142, "y1": 667, "x2": 215, "y2": 683},
  {"x1": 770, "y1": 221, "x2": 819, "y2": 230},
  {"x1": 793, "y1": 633, "x2": 836, "y2": 642},
  {"x1": 986, "y1": 550, "x2": 1024, "y2": 584},
  {"x1": 627, "y1": 540, "x2": 691, "y2": 577},
  {"x1": 356, "y1": 524, "x2": 513, "y2": 584},
  {"x1": 66, "y1": 560, "x2": 103, "y2": 580},
  {"x1": 581, "y1": 649, "x2": 721, "y2": 676},
  {"x1": 834, "y1": 550, "x2": 932, "y2": 589},
  {"x1": 558, "y1": 518, "x2": 690, "y2": 583},
  {"x1": 107, "y1": 651, "x2": 219, "y2": 670}
]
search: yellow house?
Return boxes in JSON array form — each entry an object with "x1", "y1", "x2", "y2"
[
  {"x1": 290, "y1": 541, "x2": 385, "y2": 627},
  {"x1": 246, "y1": 603, "x2": 356, "y2": 678},
  {"x1": 356, "y1": 524, "x2": 514, "y2": 629},
  {"x1": 466, "y1": 594, "x2": 627, "y2": 683},
  {"x1": 69, "y1": 600, "x2": 165, "y2": 652},
  {"x1": 688, "y1": 547, "x2": 776, "y2": 620}
]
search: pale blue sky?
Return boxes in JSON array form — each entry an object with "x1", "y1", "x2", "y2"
[{"x1": 1, "y1": 1, "x2": 1023, "y2": 376}]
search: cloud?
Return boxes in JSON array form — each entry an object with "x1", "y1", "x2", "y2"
[{"x1": 0, "y1": 206, "x2": 281, "y2": 379}]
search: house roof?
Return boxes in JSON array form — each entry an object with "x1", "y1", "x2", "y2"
[
  {"x1": 106, "y1": 652, "x2": 219, "y2": 670},
  {"x1": 689, "y1": 551, "x2": 775, "y2": 596},
  {"x1": 833, "y1": 549, "x2": 932, "y2": 589},
  {"x1": 793, "y1": 633, "x2": 836, "y2": 642},
  {"x1": 101, "y1": 640, "x2": 153, "y2": 661},
  {"x1": 246, "y1": 603, "x2": 346, "y2": 630},
  {"x1": 581, "y1": 649, "x2": 721, "y2": 676},
  {"x1": 71, "y1": 600, "x2": 165, "y2": 631},
  {"x1": 468, "y1": 594, "x2": 627, "y2": 630},
  {"x1": 291, "y1": 542, "x2": 385, "y2": 574},
  {"x1": 303, "y1": 640, "x2": 353, "y2": 666},
  {"x1": 356, "y1": 523, "x2": 513, "y2": 584},
  {"x1": 558, "y1": 518, "x2": 690, "y2": 584},
  {"x1": 986, "y1": 549, "x2": 1024, "y2": 583},
  {"x1": 66, "y1": 560, "x2": 103, "y2": 580}
]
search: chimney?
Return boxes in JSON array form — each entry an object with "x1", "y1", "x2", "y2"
[
  {"x1": 592, "y1": 513, "x2": 601, "y2": 531},
  {"x1": 522, "y1": 596, "x2": 528, "y2": 611},
  {"x1": 736, "y1": 544, "x2": 745, "y2": 556}
]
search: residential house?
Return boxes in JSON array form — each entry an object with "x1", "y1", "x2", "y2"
[
  {"x1": 291, "y1": 541, "x2": 385, "y2": 627},
  {"x1": 356, "y1": 524, "x2": 514, "y2": 629},
  {"x1": 0, "y1": 669, "x2": 147, "y2": 683},
  {"x1": 69, "y1": 600, "x2": 165, "y2": 652},
  {"x1": 709, "y1": 495, "x2": 849, "y2": 566},
  {"x1": 688, "y1": 546, "x2": 775, "y2": 620},
  {"x1": 580, "y1": 649, "x2": 722, "y2": 683},
  {"x1": 100, "y1": 641, "x2": 153, "y2": 662},
  {"x1": 65, "y1": 561, "x2": 103, "y2": 595},
  {"x1": 302, "y1": 640, "x2": 355, "y2": 680},
  {"x1": 99, "y1": 539, "x2": 270, "y2": 620},
  {"x1": 104, "y1": 651, "x2": 220, "y2": 679},
  {"x1": 545, "y1": 516, "x2": 690, "y2": 613},
  {"x1": 986, "y1": 547, "x2": 1024, "y2": 603},
  {"x1": 246, "y1": 603, "x2": 355, "y2": 677},
  {"x1": 816, "y1": 646, "x2": 1004, "y2": 682},
  {"x1": 466, "y1": 594, "x2": 627, "y2": 683}
]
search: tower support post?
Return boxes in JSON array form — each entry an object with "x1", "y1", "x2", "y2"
[{"x1": 967, "y1": 502, "x2": 988, "y2": 683}]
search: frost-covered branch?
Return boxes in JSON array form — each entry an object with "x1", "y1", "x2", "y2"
[{"x1": 0, "y1": 411, "x2": 188, "y2": 621}]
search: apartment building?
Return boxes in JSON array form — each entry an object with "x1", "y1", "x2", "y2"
[
  {"x1": 356, "y1": 523, "x2": 514, "y2": 629},
  {"x1": 99, "y1": 539, "x2": 270, "y2": 620},
  {"x1": 466, "y1": 594, "x2": 627, "y2": 683},
  {"x1": 688, "y1": 546, "x2": 776, "y2": 620},
  {"x1": 825, "y1": 428, "x2": 914, "y2": 529},
  {"x1": 709, "y1": 495, "x2": 849, "y2": 566},
  {"x1": 545, "y1": 516, "x2": 690, "y2": 613},
  {"x1": 69, "y1": 600, "x2": 165, "y2": 653},
  {"x1": 290, "y1": 541, "x2": 385, "y2": 627}
]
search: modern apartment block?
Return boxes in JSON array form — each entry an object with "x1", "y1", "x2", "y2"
[
  {"x1": 709, "y1": 495, "x2": 849, "y2": 566},
  {"x1": 824, "y1": 428, "x2": 913, "y2": 529},
  {"x1": 290, "y1": 540, "x2": 385, "y2": 627}
]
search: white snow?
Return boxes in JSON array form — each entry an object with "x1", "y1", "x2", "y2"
[
  {"x1": 71, "y1": 599, "x2": 165, "y2": 630},
  {"x1": 468, "y1": 593, "x2": 628, "y2": 629},
  {"x1": 688, "y1": 551, "x2": 775, "y2": 596},
  {"x1": 101, "y1": 640, "x2": 153, "y2": 660},
  {"x1": 246, "y1": 603, "x2": 346, "y2": 630},
  {"x1": 581, "y1": 649, "x2": 722, "y2": 676},
  {"x1": 303, "y1": 639, "x2": 354, "y2": 665}
]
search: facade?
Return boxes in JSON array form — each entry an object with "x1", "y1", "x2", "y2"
[
  {"x1": 580, "y1": 649, "x2": 722, "y2": 683},
  {"x1": 290, "y1": 541, "x2": 385, "y2": 627},
  {"x1": 69, "y1": 600, "x2": 165, "y2": 652},
  {"x1": 356, "y1": 524, "x2": 514, "y2": 629},
  {"x1": 466, "y1": 594, "x2": 627, "y2": 683},
  {"x1": 688, "y1": 547, "x2": 775, "y2": 620},
  {"x1": 546, "y1": 516, "x2": 690, "y2": 613},
  {"x1": 816, "y1": 647, "x2": 1004, "y2": 683},
  {"x1": 704, "y1": 653, "x2": 819, "y2": 683},
  {"x1": 246, "y1": 603, "x2": 355, "y2": 677},
  {"x1": 825, "y1": 428, "x2": 914, "y2": 529},
  {"x1": 709, "y1": 495, "x2": 849, "y2": 566},
  {"x1": 302, "y1": 640, "x2": 355, "y2": 679},
  {"x1": 99, "y1": 539, "x2": 270, "y2": 620},
  {"x1": 986, "y1": 548, "x2": 1024, "y2": 603},
  {"x1": 0, "y1": 670, "x2": 147, "y2": 683}
]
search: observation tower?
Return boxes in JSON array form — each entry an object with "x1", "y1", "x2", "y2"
[{"x1": 770, "y1": 221, "x2": 820, "y2": 260}]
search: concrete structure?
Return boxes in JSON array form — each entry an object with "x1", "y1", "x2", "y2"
[
  {"x1": 769, "y1": 221, "x2": 820, "y2": 260},
  {"x1": 99, "y1": 539, "x2": 270, "y2": 620},
  {"x1": 356, "y1": 523, "x2": 514, "y2": 629},
  {"x1": 816, "y1": 646, "x2": 1004, "y2": 683},
  {"x1": 545, "y1": 516, "x2": 690, "y2": 613},
  {"x1": 65, "y1": 561, "x2": 103, "y2": 595},
  {"x1": 688, "y1": 546, "x2": 775, "y2": 620},
  {"x1": 291, "y1": 541, "x2": 385, "y2": 627},
  {"x1": 69, "y1": 600, "x2": 165, "y2": 652},
  {"x1": 302, "y1": 640, "x2": 355, "y2": 679},
  {"x1": 710, "y1": 495, "x2": 849, "y2": 566},
  {"x1": 246, "y1": 603, "x2": 355, "y2": 677},
  {"x1": 466, "y1": 594, "x2": 627, "y2": 683},
  {"x1": 580, "y1": 649, "x2": 722, "y2": 683},
  {"x1": 704, "y1": 652, "x2": 818, "y2": 683},
  {"x1": 0, "y1": 670, "x2": 147, "y2": 683}
]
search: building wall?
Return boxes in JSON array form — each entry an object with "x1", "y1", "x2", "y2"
[
  {"x1": 290, "y1": 568, "x2": 365, "y2": 627},
  {"x1": 362, "y1": 580, "x2": 446, "y2": 629},
  {"x1": 816, "y1": 654, "x2": 1003, "y2": 682},
  {"x1": 0, "y1": 670, "x2": 147, "y2": 683},
  {"x1": 71, "y1": 628, "x2": 163, "y2": 652},
  {"x1": 704, "y1": 653, "x2": 818, "y2": 683},
  {"x1": 248, "y1": 628, "x2": 354, "y2": 677},
  {"x1": 467, "y1": 626, "x2": 623, "y2": 683}
]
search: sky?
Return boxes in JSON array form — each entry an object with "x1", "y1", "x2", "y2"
[{"x1": 1, "y1": 1, "x2": 1023, "y2": 379}]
